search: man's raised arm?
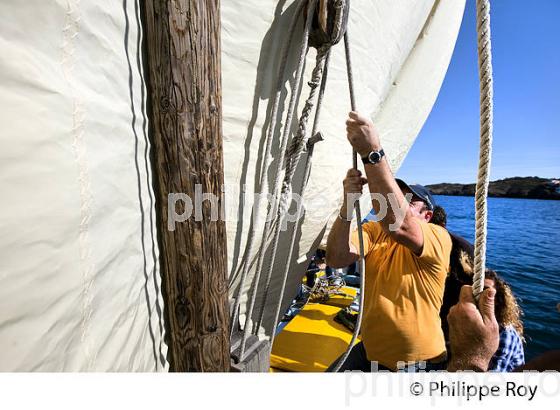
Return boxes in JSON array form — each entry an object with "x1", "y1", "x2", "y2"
[{"x1": 345, "y1": 111, "x2": 424, "y2": 254}]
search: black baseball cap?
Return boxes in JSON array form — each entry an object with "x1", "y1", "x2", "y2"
[{"x1": 395, "y1": 178, "x2": 436, "y2": 211}]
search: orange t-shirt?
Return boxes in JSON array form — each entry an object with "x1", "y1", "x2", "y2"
[{"x1": 351, "y1": 219, "x2": 452, "y2": 369}]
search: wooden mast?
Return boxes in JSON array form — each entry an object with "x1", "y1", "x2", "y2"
[{"x1": 141, "y1": 0, "x2": 230, "y2": 371}]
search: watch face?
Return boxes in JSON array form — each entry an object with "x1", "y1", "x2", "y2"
[{"x1": 369, "y1": 151, "x2": 381, "y2": 163}]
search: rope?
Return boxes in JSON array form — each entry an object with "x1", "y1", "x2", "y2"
[
  {"x1": 233, "y1": 0, "x2": 367, "y2": 367},
  {"x1": 328, "y1": 30, "x2": 366, "y2": 373},
  {"x1": 276, "y1": 44, "x2": 330, "y2": 218},
  {"x1": 237, "y1": 0, "x2": 367, "y2": 367},
  {"x1": 472, "y1": 0, "x2": 494, "y2": 300},
  {"x1": 234, "y1": 0, "x2": 318, "y2": 357},
  {"x1": 244, "y1": 0, "x2": 350, "y2": 359},
  {"x1": 234, "y1": 0, "x2": 494, "y2": 369},
  {"x1": 260, "y1": 48, "x2": 331, "y2": 351},
  {"x1": 304, "y1": 274, "x2": 347, "y2": 303},
  {"x1": 255, "y1": 0, "x2": 349, "y2": 348},
  {"x1": 229, "y1": 0, "x2": 309, "y2": 339},
  {"x1": 276, "y1": 0, "x2": 347, "y2": 216}
]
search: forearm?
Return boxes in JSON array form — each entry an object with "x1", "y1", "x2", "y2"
[
  {"x1": 345, "y1": 111, "x2": 421, "y2": 248},
  {"x1": 362, "y1": 157, "x2": 406, "y2": 231},
  {"x1": 326, "y1": 205, "x2": 358, "y2": 268},
  {"x1": 362, "y1": 152, "x2": 422, "y2": 253}
]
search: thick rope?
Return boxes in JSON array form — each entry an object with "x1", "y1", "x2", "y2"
[
  {"x1": 254, "y1": 47, "x2": 330, "y2": 334},
  {"x1": 254, "y1": 0, "x2": 348, "y2": 339},
  {"x1": 234, "y1": 0, "x2": 365, "y2": 365},
  {"x1": 235, "y1": 0, "x2": 318, "y2": 357},
  {"x1": 276, "y1": 0, "x2": 347, "y2": 214},
  {"x1": 261, "y1": 49, "x2": 331, "y2": 351},
  {"x1": 253, "y1": 0, "x2": 345, "y2": 334},
  {"x1": 472, "y1": 0, "x2": 494, "y2": 300},
  {"x1": 229, "y1": 0, "x2": 309, "y2": 338},
  {"x1": 276, "y1": 45, "x2": 330, "y2": 218},
  {"x1": 329, "y1": 30, "x2": 367, "y2": 373}
]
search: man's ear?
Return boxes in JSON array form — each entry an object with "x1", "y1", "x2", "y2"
[{"x1": 424, "y1": 210, "x2": 433, "y2": 222}]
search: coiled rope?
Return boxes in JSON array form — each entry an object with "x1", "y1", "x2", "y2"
[{"x1": 472, "y1": 0, "x2": 494, "y2": 300}]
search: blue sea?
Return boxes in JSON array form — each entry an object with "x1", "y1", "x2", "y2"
[{"x1": 435, "y1": 195, "x2": 560, "y2": 360}]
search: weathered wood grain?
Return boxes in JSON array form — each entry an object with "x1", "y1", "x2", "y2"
[{"x1": 141, "y1": 0, "x2": 229, "y2": 372}]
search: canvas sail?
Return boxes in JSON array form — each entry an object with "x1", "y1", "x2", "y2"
[
  {"x1": 0, "y1": 0, "x2": 464, "y2": 370},
  {"x1": 224, "y1": 0, "x2": 466, "y2": 337},
  {"x1": 0, "y1": 0, "x2": 166, "y2": 371}
]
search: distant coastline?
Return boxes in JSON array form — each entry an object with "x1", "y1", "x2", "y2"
[{"x1": 427, "y1": 177, "x2": 560, "y2": 200}]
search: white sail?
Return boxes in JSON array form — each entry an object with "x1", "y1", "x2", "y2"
[
  {"x1": 224, "y1": 0, "x2": 466, "y2": 337},
  {"x1": 0, "y1": 0, "x2": 166, "y2": 371},
  {"x1": 0, "y1": 0, "x2": 464, "y2": 370}
]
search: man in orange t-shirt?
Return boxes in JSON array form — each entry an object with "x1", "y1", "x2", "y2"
[{"x1": 326, "y1": 112, "x2": 452, "y2": 371}]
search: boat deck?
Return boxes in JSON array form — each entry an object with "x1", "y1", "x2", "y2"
[{"x1": 269, "y1": 287, "x2": 359, "y2": 372}]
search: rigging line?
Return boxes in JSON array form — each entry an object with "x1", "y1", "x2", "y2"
[
  {"x1": 230, "y1": 0, "x2": 316, "y2": 340},
  {"x1": 240, "y1": 0, "x2": 329, "y2": 360},
  {"x1": 254, "y1": 45, "x2": 329, "y2": 336},
  {"x1": 229, "y1": 0, "x2": 309, "y2": 337},
  {"x1": 257, "y1": 48, "x2": 331, "y2": 354},
  {"x1": 472, "y1": 0, "x2": 494, "y2": 300},
  {"x1": 253, "y1": 0, "x2": 348, "y2": 345},
  {"x1": 246, "y1": 0, "x2": 318, "y2": 323},
  {"x1": 329, "y1": 30, "x2": 367, "y2": 373}
]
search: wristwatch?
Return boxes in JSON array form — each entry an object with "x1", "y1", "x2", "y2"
[{"x1": 361, "y1": 149, "x2": 385, "y2": 165}]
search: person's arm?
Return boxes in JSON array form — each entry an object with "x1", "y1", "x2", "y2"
[
  {"x1": 516, "y1": 350, "x2": 560, "y2": 371},
  {"x1": 446, "y1": 286, "x2": 500, "y2": 371},
  {"x1": 326, "y1": 169, "x2": 367, "y2": 268},
  {"x1": 346, "y1": 111, "x2": 424, "y2": 254}
]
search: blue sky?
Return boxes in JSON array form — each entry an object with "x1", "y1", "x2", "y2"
[{"x1": 397, "y1": 0, "x2": 560, "y2": 185}]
